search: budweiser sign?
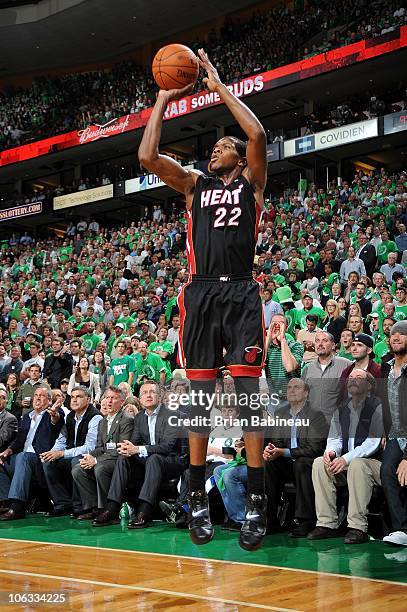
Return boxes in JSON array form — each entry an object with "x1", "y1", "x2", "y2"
[{"x1": 78, "y1": 115, "x2": 131, "y2": 144}]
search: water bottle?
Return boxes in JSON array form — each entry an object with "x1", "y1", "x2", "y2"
[{"x1": 119, "y1": 502, "x2": 130, "y2": 520}]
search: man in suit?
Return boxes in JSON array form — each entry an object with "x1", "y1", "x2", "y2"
[
  {"x1": 356, "y1": 233, "x2": 377, "y2": 279},
  {"x1": 63, "y1": 287, "x2": 80, "y2": 315},
  {"x1": 72, "y1": 386, "x2": 134, "y2": 520},
  {"x1": 0, "y1": 386, "x2": 18, "y2": 457},
  {"x1": 264, "y1": 378, "x2": 328, "y2": 537},
  {"x1": 93, "y1": 380, "x2": 185, "y2": 528},
  {"x1": 0, "y1": 386, "x2": 64, "y2": 520},
  {"x1": 40, "y1": 386, "x2": 102, "y2": 517}
]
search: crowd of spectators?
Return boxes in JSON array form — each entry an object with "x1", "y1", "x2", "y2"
[
  {"x1": 0, "y1": 0, "x2": 405, "y2": 151},
  {"x1": 303, "y1": 87, "x2": 406, "y2": 136},
  {"x1": 0, "y1": 164, "x2": 405, "y2": 546}
]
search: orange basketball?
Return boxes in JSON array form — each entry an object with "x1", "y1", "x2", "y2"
[{"x1": 152, "y1": 44, "x2": 199, "y2": 90}]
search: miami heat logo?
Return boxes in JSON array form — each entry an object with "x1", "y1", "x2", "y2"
[{"x1": 244, "y1": 346, "x2": 262, "y2": 364}]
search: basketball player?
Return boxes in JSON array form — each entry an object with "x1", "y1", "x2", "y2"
[{"x1": 139, "y1": 49, "x2": 267, "y2": 551}]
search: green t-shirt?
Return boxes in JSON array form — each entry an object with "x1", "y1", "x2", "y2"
[
  {"x1": 395, "y1": 304, "x2": 407, "y2": 320},
  {"x1": 284, "y1": 308, "x2": 297, "y2": 337},
  {"x1": 149, "y1": 340, "x2": 174, "y2": 382},
  {"x1": 165, "y1": 297, "x2": 177, "y2": 322},
  {"x1": 294, "y1": 306, "x2": 325, "y2": 329},
  {"x1": 59, "y1": 246, "x2": 73, "y2": 262},
  {"x1": 107, "y1": 333, "x2": 126, "y2": 357},
  {"x1": 133, "y1": 353, "x2": 166, "y2": 383},
  {"x1": 338, "y1": 347, "x2": 353, "y2": 361},
  {"x1": 373, "y1": 339, "x2": 390, "y2": 364},
  {"x1": 377, "y1": 240, "x2": 398, "y2": 265},
  {"x1": 109, "y1": 355, "x2": 134, "y2": 385},
  {"x1": 81, "y1": 333, "x2": 101, "y2": 353},
  {"x1": 271, "y1": 273, "x2": 286, "y2": 286},
  {"x1": 129, "y1": 352, "x2": 142, "y2": 369},
  {"x1": 117, "y1": 315, "x2": 134, "y2": 329}
]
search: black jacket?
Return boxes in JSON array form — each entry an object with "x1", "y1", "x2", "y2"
[
  {"x1": 65, "y1": 405, "x2": 100, "y2": 449},
  {"x1": 131, "y1": 406, "x2": 182, "y2": 458},
  {"x1": 358, "y1": 244, "x2": 377, "y2": 276},
  {"x1": 323, "y1": 315, "x2": 346, "y2": 344},
  {"x1": 271, "y1": 402, "x2": 328, "y2": 459},
  {"x1": 43, "y1": 353, "x2": 73, "y2": 388}
]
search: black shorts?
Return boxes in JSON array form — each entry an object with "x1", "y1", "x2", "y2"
[{"x1": 177, "y1": 274, "x2": 265, "y2": 380}]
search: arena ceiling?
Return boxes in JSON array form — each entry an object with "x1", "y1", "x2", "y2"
[{"x1": 0, "y1": 0, "x2": 261, "y2": 76}]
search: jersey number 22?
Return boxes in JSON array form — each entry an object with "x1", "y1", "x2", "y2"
[{"x1": 213, "y1": 206, "x2": 242, "y2": 228}]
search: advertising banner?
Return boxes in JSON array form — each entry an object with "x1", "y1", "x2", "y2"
[
  {"x1": 383, "y1": 110, "x2": 407, "y2": 134},
  {"x1": 53, "y1": 184, "x2": 113, "y2": 210},
  {"x1": 0, "y1": 201, "x2": 42, "y2": 222},
  {"x1": 284, "y1": 119, "x2": 378, "y2": 157}
]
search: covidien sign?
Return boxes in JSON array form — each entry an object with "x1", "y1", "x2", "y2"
[{"x1": 284, "y1": 119, "x2": 378, "y2": 157}]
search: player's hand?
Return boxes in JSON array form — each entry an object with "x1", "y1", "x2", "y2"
[
  {"x1": 158, "y1": 83, "x2": 195, "y2": 103},
  {"x1": 198, "y1": 49, "x2": 222, "y2": 92}
]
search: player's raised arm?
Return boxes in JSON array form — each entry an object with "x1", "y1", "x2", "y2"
[
  {"x1": 198, "y1": 49, "x2": 267, "y2": 196},
  {"x1": 138, "y1": 85, "x2": 199, "y2": 198}
]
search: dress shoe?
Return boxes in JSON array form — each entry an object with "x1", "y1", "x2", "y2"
[
  {"x1": 76, "y1": 510, "x2": 100, "y2": 521},
  {"x1": 188, "y1": 490, "x2": 214, "y2": 545},
  {"x1": 92, "y1": 510, "x2": 119, "y2": 527},
  {"x1": 290, "y1": 521, "x2": 315, "y2": 538},
  {"x1": 344, "y1": 528, "x2": 369, "y2": 544},
  {"x1": 239, "y1": 493, "x2": 267, "y2": 551},
  {"x1": 0, "y1": 506, "x2": 11, "y2": 515},
  {"x1": 307, "y1": 526, "x2": 341, "y2": 540},
  {"x1": 0, "y1": 509, "x2": 25, "y2": 521},
  {"x1": 128, "y1": 512, "x2": 152, "y2": 529}
]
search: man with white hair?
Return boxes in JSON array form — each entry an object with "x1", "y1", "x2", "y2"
[
  {"x1": 380, "y1": 253, "x2": 405, "y2": 284},
  {"x1": 0, "y1": 387, "x2": 64, "y2": 520}
]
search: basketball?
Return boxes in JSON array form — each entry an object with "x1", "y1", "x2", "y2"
[{"x1": 152, "y1": 44, "x2": 199, "y2": 90}]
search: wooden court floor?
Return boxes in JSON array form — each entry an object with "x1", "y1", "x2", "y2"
[{"x1": 0, "y1": 539, "x2": 405, "y2": 611}]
